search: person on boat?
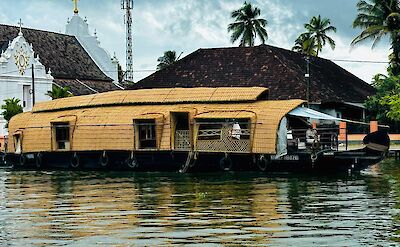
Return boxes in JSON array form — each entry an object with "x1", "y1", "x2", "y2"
[
  {"x1": 231, "y1": 122, "x2": 241, "y2": 140},
  {"x1": 306, "y1": 126, "x2": 318, "y2": 145}
]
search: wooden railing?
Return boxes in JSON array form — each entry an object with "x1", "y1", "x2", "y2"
[
  {"x1": 175, "y1": 130, "x2": 191, "y2": 151},
  {"x1": 196, "y1": 126, "x2": 251, "y2": 153}
]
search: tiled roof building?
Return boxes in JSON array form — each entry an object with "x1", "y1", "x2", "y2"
[
  {"x1": 131, "y1": 45, "x2": 374, "y2": 104},
  {"x1": 0, "y1": 24, "x2": 120, "y2": 95}
]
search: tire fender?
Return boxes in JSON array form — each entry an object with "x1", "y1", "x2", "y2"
[
  {"x1": 70, "y1": 153, "x2": 80, "y2": 168},
  {"x1": 219, "y1": 155, "x2": 232, "y2": 171},
  {"x1": 99, "y1": 151, "x2": 109, "y2": 167}
]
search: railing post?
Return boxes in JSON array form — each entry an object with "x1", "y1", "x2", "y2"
[{"x1": 339, "y1": 122, "x2": 347, "y2": 151}]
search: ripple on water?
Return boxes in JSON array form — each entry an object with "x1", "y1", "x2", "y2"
[{"x1": 0, "y1": 168, "x2": 399, "y2": 246}]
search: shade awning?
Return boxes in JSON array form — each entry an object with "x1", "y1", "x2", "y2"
[{"x1": 288, "y1": 107, "x2": 341, "y2": 121}]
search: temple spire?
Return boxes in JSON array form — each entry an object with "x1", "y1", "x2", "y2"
[{"x1": 73, "y1": 0, "x2": 79, "y2": 15}]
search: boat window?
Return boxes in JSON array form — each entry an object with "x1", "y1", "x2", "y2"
[
  {"x1": 198, "y1": 121, "x2": 223, "y2": 140},
  {"x1": 53, "y1": 122, "x2": 70, "y2": 150},
  {"x1": 136, "y1": 120, "x2": 157, "y2": 149},
  {"x1": 197, "y1": 119, "x2": 251, "y2": 141}
]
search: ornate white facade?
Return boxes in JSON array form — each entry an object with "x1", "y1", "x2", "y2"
[
  {"x1": 66, "y1": 14, "x2": 120, "y2": 83},
  {"x1": 0, "y1": 31, "x2": 53, "y2": 136}
]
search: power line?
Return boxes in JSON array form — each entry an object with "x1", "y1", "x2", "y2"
[{"x1": 329, "y1": 58, "x2": 388, "y2": 64}]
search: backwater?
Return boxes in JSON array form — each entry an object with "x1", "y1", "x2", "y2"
[{"x1": 0, "y1": 160, "x2": 400, "y2": 246}]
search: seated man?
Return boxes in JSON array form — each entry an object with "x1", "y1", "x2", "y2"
[{"x1": 306, "y1": 127, "x2": 318, "y2": 145}]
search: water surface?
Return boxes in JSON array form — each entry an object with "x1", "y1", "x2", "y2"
[{"x1": 0, "y1": 162, "x2": 400, "y2": 246}]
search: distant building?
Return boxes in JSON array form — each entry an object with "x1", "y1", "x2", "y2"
[{"x1": 129, "y1": 45, "x2": 375, "y2": 122}]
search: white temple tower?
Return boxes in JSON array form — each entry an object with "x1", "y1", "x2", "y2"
[{"x1": 65, "y1": 2, "x2": 120, "y2": 84}]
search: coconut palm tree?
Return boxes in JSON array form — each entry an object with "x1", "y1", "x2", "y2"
[
  {"x1": 227, "y1": 1, "x2": 268, "y2": 47},
  {"x1": 352, "y1": 0, "x2": 400, "y2": 75},
  {"x1": 1, "y1": 98, "x2": 23, "y2": 128},
  {"x1": 304, "y1": 15, "x2": 337, "y2": 56},
  {"x1": 292, "y1": 33, "x2": 318, "y2": 56},
  {"x1": 157, "y1": 50, "x2": 181, "y2": 70},
  {"x1": 46, "y1": 85, "x2": 73, "y2": 100}
]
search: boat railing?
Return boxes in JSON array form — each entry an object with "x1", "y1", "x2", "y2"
[
  {"x1": 196, "y1": 126, "x2": 251, "y2": 153},
  {"x1": 175, "y1": 130, "x2": 191, "y2": 151},
  {"x1": 290, "y1": 128, "x2": 339, "y2": 151}
]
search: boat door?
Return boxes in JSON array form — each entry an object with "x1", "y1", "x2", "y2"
[
  {"x1": 171, "y1": 112, "x2": 191, "y2": 150},
  {"x1": 13, "y1": 133, "x2": 22, "y2": 154}
]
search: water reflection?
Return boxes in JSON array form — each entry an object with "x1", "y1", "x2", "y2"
[{"x1": 0, "y1": 168, "x2": 398, "y2": 246}]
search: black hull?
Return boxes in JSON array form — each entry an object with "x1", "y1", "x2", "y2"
[{"x1": 3, "y1": 148, "x2": 385, "y2": 173}]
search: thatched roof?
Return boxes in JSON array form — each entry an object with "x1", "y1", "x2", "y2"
[
  {"x1": 32, "y1": 87, "x2": 269, "y2": 112},
  {"x1": 129, "y1": 45, "x2": 375, "y2": 103},
  {"x1": 9, "y1": 98, "x2": 303, "y2": 154}
]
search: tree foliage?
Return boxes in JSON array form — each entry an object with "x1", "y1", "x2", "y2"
[
  {"x1": 227, "y1": 1, "x2": 268, "y2": 47},
  {"x1": 46, "y1": 85, "x2": 73, "y2": 100},
  {"x1": 352, "y1": 0, "x2": 400, "y2": 75},
  {"x1": 292, "y1": 15, "x2": 336, "y2": 56},
  {"x1": 365, "y1": 70, "x2": 400, "y2": 122},
  {"x1": 1, "y1": 98, "x2": 23, "y2": 128},
  {"x1": 292, "y1": 33, "x2": 318, "y2": 56},
  {"x1": 157, "y1": 50, "x2": 179, "y2": 70}
]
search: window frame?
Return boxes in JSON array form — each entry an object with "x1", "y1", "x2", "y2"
[
  {"x1": 52, "y1": 122, "x2": 71, "y2": 151},
  {"x1": 135, "y1": 119, "x2": 158, "y2": 149}
]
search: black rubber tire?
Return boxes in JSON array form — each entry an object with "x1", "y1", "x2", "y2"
[
  {"x1": 219, "y1": 156, "x2": 232, "y2": 171},
  {"x1": 35, "y1": 153, "x2": 43, "y2": 168},
  {"x1": 19, "y1": 154, "x2": 26, "y2": 166},
  {"x1": 70, "y1": 153, "x2": 80, "y2": 168},
  {"x1": 257, "y1": 155, "x2": 270, "y2": 172},
  {"x1": 126, "y1": 158, "x2": 139, "y2": 169},
  {"x1": 99, "y1": 153, "x2": 109, "y2": 167}
]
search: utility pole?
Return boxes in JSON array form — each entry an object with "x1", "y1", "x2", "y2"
[
  {"x1": 121, "y1": 0, "x2": 134, "y2": 82},
  {"x1": 305, "y1": 56, "x2": 310, "y2": 108},
  {"x1": 31, "y1": 64, "x2": 35, "y2": 106}
]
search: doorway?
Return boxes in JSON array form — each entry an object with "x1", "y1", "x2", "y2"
[{"x1": 171, "y1": 112, "x2": 190, "y2": 150}]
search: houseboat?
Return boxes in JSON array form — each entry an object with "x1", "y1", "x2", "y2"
[{"x1": 5, "y1": 87, "x2": 389, "y2": 172}]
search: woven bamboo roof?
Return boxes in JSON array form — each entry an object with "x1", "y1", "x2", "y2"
[
  {"x1": 33, "y1": 87, "x2": 269, "y2": 112},
  {"x1": 10, "y1": 99, "x2": 303, "y2": 154}
]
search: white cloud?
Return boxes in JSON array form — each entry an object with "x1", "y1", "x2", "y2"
[
  {"x1": 320, "y1": 34, "x2": 389, "y2": 83},
  {"x1": 0, "y1": 0, "x2": 392, "y2": 83}
]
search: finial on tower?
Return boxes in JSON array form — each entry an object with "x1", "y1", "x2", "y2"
[
  {"x1": 73, "y1": 0, "x2": 79, "y2": 14},
  {"x1": 17, "y1": 18, "x2": 23, "y2": 36}
]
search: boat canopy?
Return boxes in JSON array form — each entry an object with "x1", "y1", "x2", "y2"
[{"x1": 288, "y1": 107, "x2": 340, "y2": 121}]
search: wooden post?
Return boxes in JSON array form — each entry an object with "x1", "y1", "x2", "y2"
[
  {"x1": 370, "y1": 121, "x2": 378, "y2": 133},
  {"x1": 31, "y1": 64, "x2": 35, "y2": 106},
  {"x1": 339, "y1": 121, "x2": 347, "y2": 150}
]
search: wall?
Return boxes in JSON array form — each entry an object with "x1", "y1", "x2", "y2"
[
  {"x1": 66, "y1": 14, "x2": 120, "y2": 84},
  {"x1": 0, "y1": 31, "x2": 53, "y2": 136}
]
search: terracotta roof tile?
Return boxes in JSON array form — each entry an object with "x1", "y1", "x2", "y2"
[
  {"x1": 0, "y1": 24, "x2": 111, "y2": 81},
  {"x1": 54, "y1": 79, "x2": 121, "y2": 96},
  {"x1": 130, "y1": 45, "x2": 375, "y2": 103}
]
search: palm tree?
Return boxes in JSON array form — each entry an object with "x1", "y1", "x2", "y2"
[
  {"x1": 46, "y1": 85, "x2": 73, "y2": 100},
  {"x1": 292, "y1": 33, "x2": 318, "y2": 56},
  {"x1": 157, "y1": 50, "x2": 181, "y2": 70},
  {"x1": 352, "y1": 0, "x2": 400, "y2": 75},
  {"x1": 1, "y1": 98, "x2": 23, "y2": 128},
  {"x1": 227, "y1": 1, "x2": 268, "y2": 47},
  {"x1": 304, "y1": 15, "x2": 337, "y2": 56}
]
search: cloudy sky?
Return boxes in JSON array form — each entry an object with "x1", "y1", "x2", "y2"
[{"x1": 0, "y1": 0, "x2": 391, "y2": 82}]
